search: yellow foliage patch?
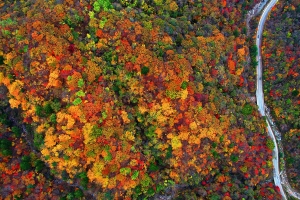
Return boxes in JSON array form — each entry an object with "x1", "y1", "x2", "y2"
[
  {"x1": 44, "y1": 134, "x2": 57, "y2": 148},
  {"x1": 171, "y1": 136, "x2": 182, "y2": 149},
  {"x1": 155, "y1": 128, "x2": 163, "y2": 138},
  {"x1": 9, "y1": 98, "x2": 21, "y2": 108},
  {"x1": 36, "y1": 124, "x2": 45, "y2": 133},
  {"x1": 178, "y1": 131, "x2": 189, "y2": 140},
  {"x1": 0, "y1": 72, "x2": 3, "y2": 84},
  {"x1": 58, "y1": 134, "x2": 71, "y2": 142},
  {"x1": 180, "y1": 89, "x2": 188, "y2": 100},
  {"x1": 83, "y1": 123, "x2": 94, "y2": 145},
  {"x1": 47, "y1": 70, "x2": 60, "y2": 88},
  {"x1": 189, "y1": 121, "x2": 197, "y2": 130},
  {"x1": 88, "y1": 162, "x2": 109, "y2": 188},
  {"x1": 121, "y1": 111, "x2": 130, "y2": 124},
  {"x1": 169, "y1": 1, "x2": 178, "y2": 12},
  {"x1": 170, "y1": 171, "x2": 180, "y2": 182},
  {"x1": 125, "y1": 131, "x2": 135, "y2": 141}
]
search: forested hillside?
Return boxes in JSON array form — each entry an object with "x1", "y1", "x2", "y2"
[
  {"x1": 262, "y1": 0, "x2": 300, "y2": 190},
  {"x1": 0, "y1": 0, "x2": 281, "y2": 199}
]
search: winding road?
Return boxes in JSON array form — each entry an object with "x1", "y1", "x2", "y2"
[
  {"x1": 255, "y1": 0, "x2": 300, "y2": 199},
  {"x1": 256, "y1": 0, "x2": 278, "y2": 116}
]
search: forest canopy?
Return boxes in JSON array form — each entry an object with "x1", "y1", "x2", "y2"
[{"x1": 0, "y1": 0, "x2": 284, "y2": 199}]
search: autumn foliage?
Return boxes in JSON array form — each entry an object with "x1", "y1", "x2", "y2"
[
  {"x1": 0, "y1": 0, "x2": 282, "y2": 199},
  {"x1": 261, "y1": 0, "x2": 300, "y2": 190}
]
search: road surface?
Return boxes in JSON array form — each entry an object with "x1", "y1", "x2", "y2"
[{"x1": 256, "y1": 0, "x2": 278, "y2": 116}]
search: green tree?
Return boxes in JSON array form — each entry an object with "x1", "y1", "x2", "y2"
[
  {"x1": 230, "y1": 154, "x2": 239, "y2": 162},
  {"x1": 11, "y1": 126, "x2": 21, "y2": 137},
  {"x1": 266, "y1": 139, "x2": 275, "y2": 150},
  {"x1": 33, "y1": 132, "x2": 44, "y2": 149},
  {"x1": 141, "y1": 66, "x2": 150, "y2": 75},
  {"x1": 241, "y1": 104, "x2": 253, "y2": 115},
  {"x1": 0, "y1": 138, "x2": 12, "y2": 156},
  {"x1": 20, "y1": 155, "x2": 31, "y2": 171},
  {"x1": 34, "y1": 159, "x2": 45, "y2": 172},
  {"x1": 93, "y1": 0, "x2": 112, "y2": 12}
]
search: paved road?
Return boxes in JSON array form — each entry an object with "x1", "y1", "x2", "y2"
[
  {"x1": 256, "y1": 0, "x2": 278, "y2": 116},
  {"x1": 256, "y1": 0, "x2": 300, "y2": 199}
]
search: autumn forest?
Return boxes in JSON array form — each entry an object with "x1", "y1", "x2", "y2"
[{"x1": 0, "y1": 0, "x2": 298, "y2": 199}]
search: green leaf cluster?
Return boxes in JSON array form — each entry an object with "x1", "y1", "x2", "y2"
[
  {"x1": 93, "y1": 0, "x2": 113, "y2": 12},
  {"x1": 241, "y1": 104, "x2": 253, "y2": 115},
  {"x1": 76, "y1": 90, "x2": 85, "y2": 97},
  {"x1": 73, "y1": 98, "x2": 82, "y2": 106},
  {"x1": 181, "y1": 81, "x2": 188, "y2": 89},
  {"x1": 266, "y1": 138, "x2": 275, "y2": 150},
  {"x1": 78, "y1": 78, "x2": 85, "y2": 88},
  {"x1": 0, "y1": 18, "x2": 17, "y2": 27},
  {"x1": 120, "y1": 167, "x2": 131, "y2": 176},
  {"x1": 131, "y1": 170, "x2": 139, "y2": 180}
]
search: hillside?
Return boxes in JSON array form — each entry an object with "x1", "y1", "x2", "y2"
[
  {"x1": 0, "y1": 0, "x2": 282, "y2": 199},
  {"x1": 261, "y1": 0, "x2": 300, "y2": 190}
]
